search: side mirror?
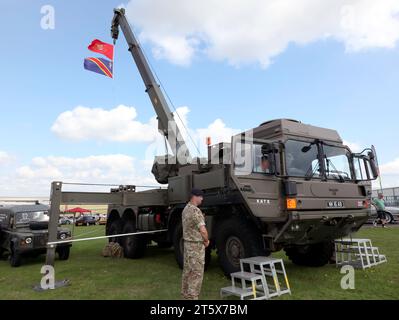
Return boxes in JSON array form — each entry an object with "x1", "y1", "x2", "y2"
[
  {"x1": 261, "y1": 143, "x2": 272, "y2": 155},
  {"x1": 368, "y1": 151, "x2": 379, "y2": 179}
]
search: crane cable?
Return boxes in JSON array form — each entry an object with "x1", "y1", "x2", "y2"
[{"x1": 136, "y1": 36, "x2": 203, "y2": 158}]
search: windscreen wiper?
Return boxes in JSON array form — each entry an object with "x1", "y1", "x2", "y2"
[
  {"x1": 305, "y1": 163, "x2": 319, "y2": 181},
  {"x1": 325, "y1": 158, "x2": 345, "y2": 182}
]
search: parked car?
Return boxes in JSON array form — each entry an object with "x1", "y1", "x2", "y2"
[
  {"x1": 0, "y1": 203, "x2": 71, "y2": 267},
  {"x1": 75, "y1": 215, "x2": 97, "y2": 226},
  {"x1": 59, "y1": 217, "x2": 74, "y2": 225},
  {"x1": 369, "y1": 206, "x2": 398, "y2": 224},
  {"x1": 98, "y1": 215, "x2": 107, "y2": 225}
]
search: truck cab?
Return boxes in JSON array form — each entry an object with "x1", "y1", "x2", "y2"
[{"x1": 230, "y1": 119, "x2": 377, "y2": 258}]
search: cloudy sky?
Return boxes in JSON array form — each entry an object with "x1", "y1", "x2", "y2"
[{"x1": 1, "y1": 0, "x2": 399, "y2": 196}]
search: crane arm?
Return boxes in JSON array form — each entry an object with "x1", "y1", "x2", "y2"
[{"x1": 111, "y1": 8, "x2": 191, "y2": 162}]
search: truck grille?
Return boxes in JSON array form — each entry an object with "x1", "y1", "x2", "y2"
[{"x1": 33, "y1": 235, "x2": 48, "y2": 247}]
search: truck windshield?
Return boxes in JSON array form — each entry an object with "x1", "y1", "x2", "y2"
[
  {"x1": 285, "y1": 140, "x2": 353, "y2": 181},
  {"x1": 323, "y1": 145, "x2": 352, "y2": 181},
  {"x1": 285, "y1": 140, "x2": 321, "y2": 178},
  {"x1": 15, "y1": 211, "x2": 49, "y2": 224}
]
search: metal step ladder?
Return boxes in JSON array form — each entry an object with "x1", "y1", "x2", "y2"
[
  {"x1": 220, "y1": 256, "x2": 291, "y2": 300},
  {"x1": 220, "y1": 271, "x2": 268, "y2": 300},
  {"x1": 334, "y1": 238, "x2": 387, "y2": 269}
]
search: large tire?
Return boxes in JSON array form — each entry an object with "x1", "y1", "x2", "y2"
[
  {"x1": 284, "y1": 241, "x2": 334, "y2": 267},
  {"x1": 172, "y1": 222, "x2": 211, "y2": 270},
  {"x1": 106, "y1": 219, "x2": 122, "y2": 244},
  {"x1": 384, "y1": 211, "x2": 395, "y2": 224},
  {"x1": 121, "y1": 220, "x2": 147, "y2": 259},
  {"x1": 215, "y1": 217, "x2": 267, "y2": 276},
  {"x1": 10, "y1": 247, "x2": 22, "y2": 267},
  {"x1": 57, "y1": 246, "x2": 70, "y2": 260}
]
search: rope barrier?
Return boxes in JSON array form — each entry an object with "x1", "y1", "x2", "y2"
[{"x1": 47, "y1": 229, "x2": 168, "y2": 247}]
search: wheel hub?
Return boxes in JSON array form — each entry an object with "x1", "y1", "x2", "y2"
[{"x1": 226, "y1": 236, "x2": 244, "y2": 267}]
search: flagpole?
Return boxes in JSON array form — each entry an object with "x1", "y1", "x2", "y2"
[{"x1": 112, "y1": 41, "x2": 115, "y2": 80}]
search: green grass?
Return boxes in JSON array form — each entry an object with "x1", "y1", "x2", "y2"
[{"x1": 0, "y1": 225, "x2": 398, "y2": 300}]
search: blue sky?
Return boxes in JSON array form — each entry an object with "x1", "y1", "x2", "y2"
[{"x1": 0, "y1": 1, "x2": 398, "y2": 195}]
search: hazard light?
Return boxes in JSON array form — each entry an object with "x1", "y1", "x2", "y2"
[{"x1": 286, "y1": 198, "x2": 297, "y2": 210}]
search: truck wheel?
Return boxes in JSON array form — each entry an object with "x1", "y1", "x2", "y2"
[
  {"x1": 10, "y1": 248, "x2": 22, "y2": 267},
  {"x1": 121, "y1": 220, "x2": 146, "y2": 259},
  {"x1": 172, "y1": 223, "x2": 211, "y2": 270},
  {"x1": 284, "y1": 241, "x2": 333, "y2": 267},
  {"x1": 215, "y1": 217, "x2": 267, "y2": 276},
  {"x1": 57, "y1": 246, "x2": 70, "y2": 260},
  {"x1": 384, "y1": 212, "x2": 395, "y2": 224},
  {"x1": 106, "y1": 219, "x2": 122, "y2": 244}
]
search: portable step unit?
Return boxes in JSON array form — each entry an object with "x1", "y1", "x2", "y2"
[
  {"x1": 220, "y1": 271, "x2": 269, "y2": 300},
  {"x1": 220, "y1": 256, "x2": 291, "y2": 300},
  {"x1": 334, "y1": 238, "x2": 387, "y2": 269}
]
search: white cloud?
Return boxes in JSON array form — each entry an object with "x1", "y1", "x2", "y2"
[
  {"x1": 0, "y1": 151, "x2": 12, "y2": 164},
  {"x1": 373, "y1": 157, "x2": 399, "y2": 188},
  {"x1": 0, "y1": 154, "x2": 157, "y2": 196},
  {"x1": 51, "y1": 104, "x2": 239, "y2": 159},
  {"x1": 51, "y1": 105, "x2": 158, "y2": 142},
  {"x1": 197, "y1": 118, "x2": 240, "y2": 146},
  {"x1": 343, "y1": 140, "x2": 362, "y2": 152},
  {"x1": 3, "y1": 99, "x2": 241, "y2": 196},
  {"x1": 124, "y1": 0, "x2": 399, "y2": 67}
]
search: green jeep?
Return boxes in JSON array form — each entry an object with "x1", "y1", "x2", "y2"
[{"x1": 0, "y1": 203, "x2": 71, "y2": 267}]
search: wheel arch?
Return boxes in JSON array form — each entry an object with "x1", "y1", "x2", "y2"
[
  {"x1": 122, "y1": 208, "x2": 136, "y2": 223},
  {"x1": 167, "y1": 205, "x2": 185, "y2": 241}
]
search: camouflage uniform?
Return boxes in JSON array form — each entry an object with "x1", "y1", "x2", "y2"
[{"x1": 181, "y1": 202, "x2": 206, "y2": 300}]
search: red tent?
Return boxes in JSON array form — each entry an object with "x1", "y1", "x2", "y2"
[{"x1": 64, "y1": 207, "x2": 92, "y2": 213}]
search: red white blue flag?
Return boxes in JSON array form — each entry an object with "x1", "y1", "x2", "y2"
[{"x1": 83, "y1": 57, "x2": 113, "y2": 78}]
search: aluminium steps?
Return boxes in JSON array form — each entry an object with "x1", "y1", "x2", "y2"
[{"x1": 221, "y1": 256, "x2": 291, "y2": 300}]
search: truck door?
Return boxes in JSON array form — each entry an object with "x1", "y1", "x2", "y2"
[{"x1": 230, "y1": 137, "x2": 284, "y2": 220}]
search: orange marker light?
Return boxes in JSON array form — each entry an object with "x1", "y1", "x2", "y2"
[
  {"x1": 206, "y1": 136, "x2": 212, "y2": 146},
  {"x1": 286, "y1": 198, "x2": 297, "y2": 210}
]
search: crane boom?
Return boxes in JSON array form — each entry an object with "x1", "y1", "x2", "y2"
[{"x1": 111, "y1": 8, "x2": 191, "y2": 162}]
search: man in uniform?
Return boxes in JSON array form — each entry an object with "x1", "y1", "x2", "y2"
[{"x1": 181, "y1": 188, "x2": 209, "y2": 300}]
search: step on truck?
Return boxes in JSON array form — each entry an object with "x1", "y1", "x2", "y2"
[{"x1": 100, "y1": 8, "x2": 380, "y2": 275}]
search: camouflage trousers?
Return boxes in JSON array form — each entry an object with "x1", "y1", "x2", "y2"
[{"x1": 181, "y1": 241, "x2": 205, "y2": 300}]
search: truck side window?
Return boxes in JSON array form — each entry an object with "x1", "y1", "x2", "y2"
[
  {"x1": 253, "y1": 144, "x2": 274, "y2": 174},
  {"x1": 234, "y1": 143, "x2": 252, "y2": 175}
]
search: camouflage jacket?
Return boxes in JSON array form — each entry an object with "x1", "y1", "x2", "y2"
[{"x1": 182, "y1": 202, "x2": 205, "y2": 242}]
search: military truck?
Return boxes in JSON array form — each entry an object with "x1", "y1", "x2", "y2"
[
  {"x1": 0, "y1": 203, "x2": 71, "y2": 267},
  {"x1": 100, "y1": 8, "x2": 379, "y2": 276}
]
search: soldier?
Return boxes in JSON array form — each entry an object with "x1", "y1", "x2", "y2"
[{"x1": 181, "y1": 188, "x2": 209, "y2": 300}]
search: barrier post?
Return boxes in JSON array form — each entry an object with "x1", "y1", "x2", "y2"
[{"x1": 45, "y1": 181, "x2": 62, "y2": 266}]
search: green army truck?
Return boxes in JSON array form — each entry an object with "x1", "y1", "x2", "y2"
[
  {"x1": 101, "y1": 9, "x2": 379, "y2": 276},
  {"x1": 0, "y1": 203, "x2": 71, "y2": 267}
]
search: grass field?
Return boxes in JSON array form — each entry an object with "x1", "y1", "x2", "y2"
[{"x1": 0, "y1": 225, "x2": 398, "y2": 300}]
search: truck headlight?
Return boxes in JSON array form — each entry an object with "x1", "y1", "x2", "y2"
[{"x1": 25, "y1": 237, "x2": 32, "y2": 244}]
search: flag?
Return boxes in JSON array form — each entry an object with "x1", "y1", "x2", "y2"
[
  {"x1": 84, "y1": 57, "x2": 113, "y2": 78},
  {"x1": 88, "y1": 39, "x2": 114, "y2": 60}
]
